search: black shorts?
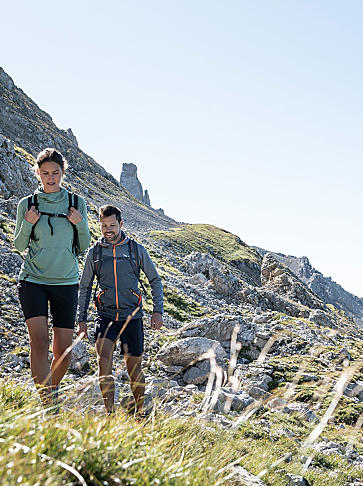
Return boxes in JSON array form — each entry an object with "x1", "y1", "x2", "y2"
[
  {"x1": 17, "y1": 280, "x2": 78, "y2": 329},
  {"x1": 94, "y1": 315, "x2": 144, "y2": 357}
]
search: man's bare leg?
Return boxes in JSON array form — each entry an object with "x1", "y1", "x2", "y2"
[
  {"x1": 96, "y1": 337, "x2": 115, "y2": 414},
  {"x1": 26, "y1": 316, "x2": 51, "y2": 404},
  {"x1": 125, "y1": 355, "x2": 145, "y2": 414}
]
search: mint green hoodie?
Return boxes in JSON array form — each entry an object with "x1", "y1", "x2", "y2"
[{"x1": 14, "y1": 187, "x2": 91, "y2": 285}]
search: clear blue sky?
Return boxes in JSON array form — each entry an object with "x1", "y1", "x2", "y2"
[{"x1": 1, "y1": 1, "x2": 362, "y2": 296}]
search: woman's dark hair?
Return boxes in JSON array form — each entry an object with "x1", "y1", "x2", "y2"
[
  {"x1": 36, "y1": 148, "x2": 68, "y2": 170},
  {"x1": 99, "y1": 205, "x2": 122, "y2": 222}
]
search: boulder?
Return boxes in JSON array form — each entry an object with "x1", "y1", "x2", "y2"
[
  {"x1": 208, "y1": 387, "x2": 255, "y2": 413},
  {"x1": 188, "y1": 273, "x2": 207, "y2": 286},
  {"x1": 183, "y1": 361, "x2": 211, "y2": 385},
  {"x1": 69, "y1": 341, "x2": 89, "y2": 372},
  {"x1": 209, "y1": 265, "x2": 239, "y2": 296},
  {"x1": 180, "y1": 315, "x2": 255, "y2": 346},
  {"x1": 157, "y1": 337, "x2": 226, "y2": 367},
  {"x1": 185, "y1": 252, "x2": 220, "y2": 276}
]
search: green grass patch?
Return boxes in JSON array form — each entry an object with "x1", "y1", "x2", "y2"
[
  {"x1": 14, "y1": 145, "x2": 36, "y2": 166},
  {"x1": 0, "y1": 380, "x2": 362, "y2": 485},
  {"x1": 163, "y1": 285, "x2": 207, "y2": 322},
  {"x1": 149, "y1": 224, "x2": 261, "y2": 267}
]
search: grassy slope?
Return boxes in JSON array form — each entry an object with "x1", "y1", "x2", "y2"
[
  {"x1": 150, "y1": 224, "x2": 261, "y2": 267},
  {"x1": 0, "y1": 380, "x2": 362, "y2": 486}
]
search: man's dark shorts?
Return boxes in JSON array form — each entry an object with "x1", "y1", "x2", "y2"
[
  {"x1": 17, "y1": 280, "x2": 78, "y2": 329},
  {"x1": 94, "y1": 315, "x2": 144, "y2": 357}
]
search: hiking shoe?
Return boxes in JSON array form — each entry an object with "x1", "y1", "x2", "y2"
[{"x1": 51, "y1": 385, "x2": 60, "y2": 415}]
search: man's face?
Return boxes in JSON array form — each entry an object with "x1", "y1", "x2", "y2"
[{"x1": 100, "y1": 214, "x2": 122, "y2": 243}]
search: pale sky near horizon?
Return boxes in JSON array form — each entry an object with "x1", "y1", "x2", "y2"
[{"x1": 1, "y1": 1, "x2": 362, "y2": 297}]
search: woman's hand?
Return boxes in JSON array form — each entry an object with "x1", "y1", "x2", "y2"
[
  {"x1": 24, "y1": 206, "x2": 40, "y2": 224},
  {"x1": 67, "y1": 207, "x2": 83, "y2": 225}
]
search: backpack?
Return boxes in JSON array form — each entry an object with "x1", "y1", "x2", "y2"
[
  {"x1": 92, "y1": 238, "x2": 147, "y2": 310},
  {"x1": 27, "y1": 191, "x2": 80, "y2": 256}
]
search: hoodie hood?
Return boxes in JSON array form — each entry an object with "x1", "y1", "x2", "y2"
[{"x1": 34, "y1": 186, "x2": 69, "y2": 204}]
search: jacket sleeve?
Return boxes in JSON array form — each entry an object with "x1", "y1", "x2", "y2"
[
  {"x1": 13, "y1": 198, "x2": 34, "y2": 252},
  {"x1": 138, "y1": 244, "x2": 164, "y2": 314},
  {"x1": 76, "y1": 196, "x2": 91, "y2": 252},
  {"x1": 77, "y1": 247, "x2": 95, "y2": 322}
]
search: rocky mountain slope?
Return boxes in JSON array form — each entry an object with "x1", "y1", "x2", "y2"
[
  {"x1": 1, "y1": 67, "x2": 362, "y2": 485},
  {"x1": 255, "y1": 247, "x2": 363, "y2": 325}
]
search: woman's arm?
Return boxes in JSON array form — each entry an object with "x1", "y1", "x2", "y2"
[
  {"x1": 13, "y1": 198, "x2": 34, "y2": 252},
  {"x1": 75, "y1": 196, "x2": 91, "y2": 252}
]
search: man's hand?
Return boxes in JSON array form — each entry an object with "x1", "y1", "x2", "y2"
[
  {"x1": 150, "y1": 312, "x2": 163, "y2": 330},
  {"x1": 77, "y1": 321, "x2": 88, "y2": 339},
  {"x1": 67, "y1": 207, "x2": 83, "y2": 225},
  {"x1": 24, "y1": 206, "x2": 40, "y2": 224}
]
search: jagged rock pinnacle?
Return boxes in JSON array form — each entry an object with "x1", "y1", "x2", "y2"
[{"x1": 120, "y1": 162, "x2": 151, "y2": 206}]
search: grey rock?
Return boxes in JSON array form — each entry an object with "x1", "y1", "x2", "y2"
[
  {"x1": 183, "y1": 361, "x2": 210, "y2": 385},
  {"x1": 262, "y1": 253, "x2": 327, "y2": 311},
  {"x1": 157, "y1": 337, "x2": 226, "y2": 367},
  {"x1": 0, "y1": 135, "x2": 38, "y2": 199},
  {"x1": 69, "y1": 341, "x2": 89, "y2": 372},
  {"x1": 64, "y1": 128, "x2": 78, "y2": 147},
  {"x1": 287, "y1": 474, "x2": 311, "y2": 486},
  {"x1": 209, "y1": 265, "x2": 239, "y2": 296},
  {"x1": 247, "y1": 386, "x2": 271, "y2": 401},
  {"x1": 209, "y1": 387, "x2": 255, "y2": 413},
  {"x1": 309, "y1": 309, "x2": 335, "y2": 328},
  {"x1": 188, "y1": 273, "x2": 207, "y2": 286},
  {"x1": 0, "y1": 67, "x2": 15, "y2": 90},
  {"x1": 185, "y1": 252, "x2": 220, "y2": 276},
  {"x1": 120, "y1": 162, "x2": 151, "y2": 206},
  {"x1": 254, "y1": 247, "x2": 363, "y2": 324},
  {"x1": 230, "y1": 466, "x2": 267, "y2": 485},
  {"x1": 179, "y1": 315, "x2": 255, "y2": 347}
]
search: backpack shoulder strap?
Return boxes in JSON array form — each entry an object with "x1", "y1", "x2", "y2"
[
  {"x1": 67, "y1": 191, "x2": 80, "y2": 255},
  {"x1": 28, "y1": 194, "x2": 39, "y2": 242},
  {"x1": 27, "y1": 193, "x2": 38, "y2": 210},
  {"x1": 68, "y1": 191, "x2": 79, "y2": 210},
  {"x1": 128, "y1": 238, "x2": 147, "y2": 294},
  {"x1": 93, "y1": 242, "x2": 103, "y2": 282}
]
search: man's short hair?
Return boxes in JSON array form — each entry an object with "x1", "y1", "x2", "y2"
[{"x1": 99, "y1": 205, "x2": 122, "y2": 222}]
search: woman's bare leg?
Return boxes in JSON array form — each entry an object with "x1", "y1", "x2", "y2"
[
  {"x1": 51, "y1": 327, "x2": 74, "y2": 388},
  {"x1": 26, "y1": 316, "x2": 51, "y2": 404}
]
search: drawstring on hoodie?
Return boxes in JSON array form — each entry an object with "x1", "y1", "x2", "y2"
[{"x1": 48, "y1": 216, "x2": 54, "y2": 235}]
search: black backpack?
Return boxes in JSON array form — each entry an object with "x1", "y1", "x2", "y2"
[
  {"x1": 27, "y1": 191, "x2": 80, "y2": 256},
  {"x1": 92, "y1": 237, "x2": 146, "y2": 308}
]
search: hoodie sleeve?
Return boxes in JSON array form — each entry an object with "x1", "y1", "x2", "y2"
[
  {"x1": 76, "y1": 196, "x2": 91, "y2": 252},
  {"x1": 13, "y1": 197, "x2": 34, "y2": 252},
  {"x1": 77, "y1": 246, "x2": 95, "y2": 322},
  {"x1": 138, "y1": 244, "x2": 164, "y2": 314}
]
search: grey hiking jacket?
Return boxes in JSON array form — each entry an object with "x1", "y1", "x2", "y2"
[{"x1": 77, "y1": 232, "x2": 163, "y2": 322}]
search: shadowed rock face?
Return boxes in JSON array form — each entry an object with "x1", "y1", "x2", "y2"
[
  {"x1": 120, "y1": 162, "x2": 151, "y2": 206},
  {"x1": 261, "y1": 253, "x2": 326, "y2": 311},
  {"x1": 255, "y1": 246, "x2": 363, "y2": 324}
]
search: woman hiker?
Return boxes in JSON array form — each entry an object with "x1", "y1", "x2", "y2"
[{"x1": 14, "y1": 148, "x2": 91, "y2": 406}]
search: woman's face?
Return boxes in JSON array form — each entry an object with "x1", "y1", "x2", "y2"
[{"x1": 37, "y1": 161, "x2": 64, "y2": 193}]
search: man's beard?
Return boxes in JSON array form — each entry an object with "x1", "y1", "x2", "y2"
[{"x1": 104, "y1": 231, "x2": 121, "y2": 243}]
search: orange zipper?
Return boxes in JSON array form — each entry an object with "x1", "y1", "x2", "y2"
[
  {"x1": 130, "y1": 289, "x2": 142, "y2": 306},
  {"x1": 94, "y1": 289, "x2": 107, "y2": 309}
]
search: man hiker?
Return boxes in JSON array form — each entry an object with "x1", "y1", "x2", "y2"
[{"x1": 77, "y1": 204, "x2": 163, "y2": 416}]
